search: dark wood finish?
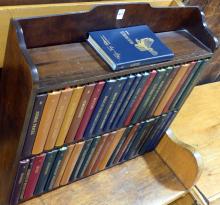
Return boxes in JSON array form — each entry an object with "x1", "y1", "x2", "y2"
[{"x1": 0, "y1": 3, "x2": 217, "y2": 205}]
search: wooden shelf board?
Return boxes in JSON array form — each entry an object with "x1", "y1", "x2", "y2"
[
  {"x1": 171, "y1": 82, "x2": 220, "y2": 204},
  {"x1": 28, "y1": 30, "x2": 211, "y2": 92},
  {"x1": 20, "y1": 151, "x2": 186, "y2": 205}
]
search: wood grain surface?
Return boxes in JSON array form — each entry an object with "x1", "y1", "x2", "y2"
[
  {"x1": 171, "y1": 82, "x2": 220, "y2": 204},
  {"x1": 20, "y1": 152, "x2": 186, "y2": 205}
]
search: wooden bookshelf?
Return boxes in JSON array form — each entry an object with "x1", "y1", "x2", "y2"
[
  {"x1": 0, "y1": 3, "x2": 218, "y2": 205},
  {"x1": 171, "y1": 82, "x2": 220, "y2": 205}
]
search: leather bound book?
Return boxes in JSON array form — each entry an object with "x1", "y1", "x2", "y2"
[
  {"x1": 53, "y1": 145, "x2": 75, "y2": 188},
  {"x1": 124, "y1": 70, "x2": 156, "y2": 126},
  {"x1": 83, "y1": 134, "x2": 108, "y2": 177},
  {"x1": 19, "y1": 158, "x2": 34, "y2": 200},
  {"x1": 90, "y1": 133, "x2": 113, "y2": 174},
  {"x1": 162, "y1": 62, "x2": 196, "y2": 113},
  {"x1": 44, "y1": 88, "x2": 73, "y2": 151},
  {"x1": 148, "y1": 66, "x2": 178, "y2": 116},
  {"x1": 98, "y1": 128, "x2": 126, "y2": 170},
  {"x1": 75, "y1": 81, "x2": 105, "y2": 141},
  {"x1": 113, "y1": 124, "x2": 139, "y2": 164},
  {"x1": 32, "y1": 91, "x2": 61, "y2": 155},
  {"x1": 153, "y1": 64, "x2": 190, "y2": 116},
  {"x1": 56, "y1": 86, "x2": 84, "y2": 147},
  {"x1": 23, "y1": 154, "x2": 46, "y2": 200},
  {"x1": 22, "y1": 94, "x2": 47, "y2": 158},
  {"x1": 65, "y1": 84, "x2": 95, "y2": 143},
  {"x1": 60, "y1": 142, "x2": 84, "y2": 186},
  {"x1": 44, "y1": 147, "x2": 67, "y2": 192},
  {"x1": 34, "y1": 150, "x2": 58, "y2": 195},
  {"x1": 70, "y1": 139, "x2": 93, "y2": 182},
  {"x1": 10, "y1": 159, "x2": 29, "y2": 205},
  {"x1": 77, "y1": 136, "x2": 101, "y2": 178}
]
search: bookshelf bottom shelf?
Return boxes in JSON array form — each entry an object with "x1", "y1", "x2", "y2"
[{"x1": 20, "y1": 151, "x2": 186, "y2": 205}]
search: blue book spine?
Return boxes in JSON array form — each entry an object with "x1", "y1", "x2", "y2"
[
  {"x1": 104, "y1": 75, "x2": 135, "y2": 132},
  {"x1": 83, "y1": 79, "x2": 116, "y2": 140},
  {"x1": 44, "y1": 147, "x2": 67, "y2": 192},
  {"x1": 34, "y1": 150, "x2": 58, "y2": 195},
  {"x1": 110, "y1": 74, "x2": 142, "y2": 130},
  {"x1": 94, "y1": 77, "x2": 127, "y2": 136}
]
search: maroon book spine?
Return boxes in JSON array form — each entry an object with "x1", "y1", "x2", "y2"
[
  {"x1": 162, "y1": 62, "x2": 196, "y2": 113},
  {"x1": 23, "y1": 154, "x2": 46, "y2": 200},
  {"x1": 124, "y1": 70, "x2": 157, "y2": 126},
  {"x1": 75, "y1": 81, "x2": 105, "y2": 141}
]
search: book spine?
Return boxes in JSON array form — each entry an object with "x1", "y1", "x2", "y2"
[
  {"x1": 107, "y1": 126, "x2": 133, "y2": 168},
  {"x1": 117, "y1": 71, "x2": 149, "y2": 128},
  {"x1": 22, "y1": 94, "x2": 47, "y2": 158},
  {"x1": 172, "y1": 60, "x2": 208, "y2": 110},
  {"x1": 76, "y1": 81, "x2": 105, "y2": 141},
  {"x1": 60, "y1": 142, "x2": 84, "y2": 186},
  {"x1": 65, "y1": 84, "x2": 96, "y2": 143},
  {"x1": 142, "y1": 67, "x2": 173, "y2": 118},
  {"x1": 56, "y1": 86, "x2": 84, "y2": 147},
  {"x1": 19, "y1": 158, "x2": 34, "y2": 201},
  {"x1": 10, "y1": 159, "x2": 29, "y2": 205},
  {"x1": 131, "y1": 69, "x2": 166, "y2": 124},
  {"x1": 110, "y1": 74, "x2": 142, "y2": 130},
  {"x1": 162, "y1": 62, "x2": 196, "y2": 113},
  {"x1": 83, "y1": 135, "x2": 108, "y2": 177},
  {"x1": 104, "y1": 75, "x2": 135, "y2": 132},
  {"x1": 94, "y1": 77, "x2": 127, "y2": 135},
  {"x1": 90, "y1": 133, "x2": 112, "y2": 174},
  {"x1": 45, "y1": 147, "x2": 67, "y2": 191},
  {"x1": 53, "y1": 145, "x2": 75, "y2": 188},
  {"x1": 70, "y1": 139, "x2": 93, "y2": 182},
  {"x1": 44, "y1": 88, "x2": 73, "y2": 151},
  {"x1": 34, "y1": 150, "x2": 58, "y2": 195},
  {"x1": 147, "y1": 66, "x2": 178, "y2": 117},
  {"x1": 98, "y1": 128, "x2": 126, "y2": 170},
  {"x1": 124, "y1": 70, "x2": 156, "y2": 126},
  {"x1": 113, "y1": 125, "x2": 139, "y2": 164},
  {"x1": 23, "y1": 154, "x2": 46, "y2": 200},
  {"x1": 83, "y1": 79, "x2": 116, "y2": 140},
  {"x1": 77, "y1": 136, "x2": 101, "y2": 178},
  {"x1": 32, "y1": 91, "x2": 61, "y2": 155}
]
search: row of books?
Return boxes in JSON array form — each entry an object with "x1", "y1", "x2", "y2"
[
  {"x1": 22, "y1": 59, "x2": 208, "y2": 158},
  {"x1": 12, "y1": 112, "x2": 175, "y2": 204}
]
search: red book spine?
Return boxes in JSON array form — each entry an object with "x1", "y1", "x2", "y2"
[
  {"x1": 23, "y1": 154, "x2": 46, "y2": 200},
  {"x1": 124, "y1": 70, "x2": 157, "y2": 126},
  {"x1": 75, "y1": 81, "x2": 105, "y2": 141},
  {"x1": 162, "y1": 62, "x2": 196, "y2": 113}
]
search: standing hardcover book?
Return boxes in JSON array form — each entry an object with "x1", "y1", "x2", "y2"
[
  {"x1": 87, "y1": 25, "x2": 174, "y2": 70},
  {"x1": 23, "y1": 154, "x2": 46, "y2": 200},
  {"x1": 34, "y1": 150, "x2": 58, "y2": 195},
  {"x1": 22, "y1": 94, "x2": 47, "y2": 158},
  {"x1": 66, "y1": 84, "x2": 95, "y2": 143},
  {"x1": 10, "y1": 159, "x2": 29, "y2": 205},
  {"x1": 75, "y1": 81, "x2": 105, "y2": 141}
]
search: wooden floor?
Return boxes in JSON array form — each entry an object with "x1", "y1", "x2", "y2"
[
  {"x1": 21, "y1": 152, "x2": 185, "y2": 205},
  {"x1": 171, "y1": 82, "x2": 220, "y2": 204}
]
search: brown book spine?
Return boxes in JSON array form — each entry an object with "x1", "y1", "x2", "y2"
[
  {"x1": 60, "y1": 142, "x2": 84, "y2": 186},
  {"x1": 44, "y1": 88, "x2": 73, "y2": 151},
  {"x1": 162, "y1": 62, "x2": 196, "y2": 112},
  {"x1": 153, "y1": 64, "x2": 190, "y2": 116},
  {"x1": 32, "y1": 91, "x2": 61, "y2": 155},
  {"x1": 55, "y1": 86, "x2": 84, "y2": 147},
  {"x1": 98, "y1": 128, "x2": 126, "y2": 170},
  {"x1": 113, "y1": 124, "x2": 139, "y2": 164},
  {"x1": 65, "y1": 84, "x2": 95, "y2": 143},
  {"x1": 53, "y1": 144, "x2": 75, "y2": 188},
  {"x1": 90, "y1": 133, "x2": 113, "y2": 174},
  {"x1": 83, "y1": 135, "x2": 108, "y2": 177}
]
